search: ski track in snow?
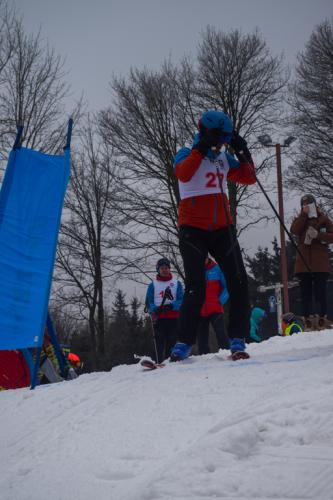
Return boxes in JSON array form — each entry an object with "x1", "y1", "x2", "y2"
[{"x1": 1, "y1": 331, "x2": 333, "y2": 500}]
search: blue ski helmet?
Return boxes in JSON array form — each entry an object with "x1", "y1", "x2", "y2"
[
  {"x1": 156, "y1": 257, "x2": 171, "y2": 273},
  {"x1": 198, "y1": 110, "x2": 233, "y2": 134}
]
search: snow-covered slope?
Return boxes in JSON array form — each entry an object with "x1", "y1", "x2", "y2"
[{"x1": 1, "y1": 331, "x2": 333, "y2": 500}]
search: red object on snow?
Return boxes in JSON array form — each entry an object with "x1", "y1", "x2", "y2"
[
  {"x1": 0, "y1": 350, "x2": 30, "y2": 390},
  {"x1": 68, "y1": 352, "x2": 81, "y2": 368}
]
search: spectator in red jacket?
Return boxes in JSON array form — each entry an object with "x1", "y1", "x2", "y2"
[{"x1": 197, "y1": 257, "x2": 230, "y2": 354}]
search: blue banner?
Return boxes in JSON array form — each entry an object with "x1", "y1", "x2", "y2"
[{"x1": 0, "y1": 147, "x2": 70, "y2": 349}]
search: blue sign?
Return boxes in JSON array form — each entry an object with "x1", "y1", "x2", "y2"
[{"x1": 268, "y1": 295, "x2": 276, "y2": 313}]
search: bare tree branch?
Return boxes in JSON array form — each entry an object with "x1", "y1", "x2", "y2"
[
  {"x1": 287, "y1": 17, "x2": 333, "y2": 212},
  {"x1": 98, "y1": 28, "x2": 288, "y2": 281}
]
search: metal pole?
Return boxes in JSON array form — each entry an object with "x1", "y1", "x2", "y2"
[
  {"x1": 275, "y1": 144, "x2": 290, "y2": 312},
  {"x1": 13, "y1": 125, "x2": 24, "y2": 150},
  {"x1": 275, "y1": 284, "x2": 283, "y2": 335},
  {"x1": 64, "y1": 118, "x2": 73, "y2": 150}
]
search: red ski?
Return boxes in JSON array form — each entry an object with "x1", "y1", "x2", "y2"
[
  {"x1": 140, "y1": 359, "x2": 166, "y2": 370},
  {"x1": 228, "y1": 351, "x2": 250, "y2": 361}
]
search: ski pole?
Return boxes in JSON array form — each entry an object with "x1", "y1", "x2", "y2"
[
  {"x1": 215, "y1": 163, "x2": 243, "y2": 282},
  {"x1": 148, "y1": 285, "x2": 172, "y2": 364},
  {"x1": 235, "y1": 149, "x2": 311, "y2": 273},
  {"x1": 148, "y1": 315, "x2": 160, "y2": 364},
  {"x1": 254, "y1": 173, "x2": 311, "y2": 273}
]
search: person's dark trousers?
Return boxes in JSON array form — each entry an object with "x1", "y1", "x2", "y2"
[
  {"x1": 197, "y1": 317, "x2": 210, "y2": 354},
  {"x1": 197, "y1": 313, "x2": 229, "y2": 354},
  {"x1": 313, "y1": 273, "x2": 329, "y2": 316},
  {"x1": 178, "y1": 225, "x2": 250, "y2": 345},
  {"x1": 210, "y1": 313, "x2": 230, "y2": 349},
  {"x1": 153, "y1": 318, "x2": 179, "y2": 362},
  {"x1": 298, "y1": 273, "x2": 314, "y2": 316},
  {"x1": 298, "y1": 272, "x2": 328, "y2": 317}
]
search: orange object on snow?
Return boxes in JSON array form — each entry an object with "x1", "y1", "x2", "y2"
[{"x1": 68, "y1": 352, "x2": 81, "y2": 368}]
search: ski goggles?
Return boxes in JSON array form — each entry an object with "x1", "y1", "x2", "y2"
[
  {"x1": 219, "y1": 132, "x2": 232, "y2": 144},
  {"x1": 206, "y1": 128, "x2": 232, "y2": 144}
]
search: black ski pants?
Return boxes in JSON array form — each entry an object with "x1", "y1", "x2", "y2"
[
  {"x1": 153, "y1": 318, "x2": 179, "y2": 363},
  {"x1": 197, "y1": 313, "x2": 230, "y2": 354},
  {"x1": 297, "y1": 272, "x2": 329, "y2": 317},
  {"x1": 178, "y1": 225, "x2": 250, "y2": 345}
]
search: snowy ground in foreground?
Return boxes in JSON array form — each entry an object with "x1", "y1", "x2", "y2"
[{"x1": 1, "y1": 332, "x2": 333, "y2": 500}]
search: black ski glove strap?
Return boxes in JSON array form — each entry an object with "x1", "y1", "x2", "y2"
[
  {"x1": 235, "y1": 146, "x2": 253, "y2": 163},
  {"x1": 230, "y1": 131, "x2": 253, "y2": 163}
]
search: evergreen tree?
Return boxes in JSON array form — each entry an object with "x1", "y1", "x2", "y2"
[
  {"x1": 246, "y1": 238, "x2": 280, "y2": 287},
  {"x1": 102, "y1": 290, "x2": 130, "y2": 368},
  {"x1": 111, "y1": 290, "x2": 129, "y2": 323},
  {"x1": 130, "y1": 297, "x2": 142, "y2": 329}
]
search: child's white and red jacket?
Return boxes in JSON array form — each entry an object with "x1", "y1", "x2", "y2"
[{"x1": 145, "y1": 274, "x2": 183, "y2": 320}]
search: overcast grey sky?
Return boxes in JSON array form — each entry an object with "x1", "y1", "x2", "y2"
[
  {"x1": 15, "y1": 0, "x2": 332, "y2": 111},
  {"x1": 13, "y1": 0, "x2": 333, "y2": 298}
]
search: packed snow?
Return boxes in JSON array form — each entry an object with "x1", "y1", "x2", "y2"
[{"x1": 1, "y1": 331, "x2": 333, "y2": 500}]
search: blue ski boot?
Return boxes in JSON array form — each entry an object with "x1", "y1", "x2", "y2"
[
  {"x1": 229, "y1": 338, "x2": 250, "y2": 361},
  {"x1": 170, "y1": 342, "x2": 192, "y2": 362}
]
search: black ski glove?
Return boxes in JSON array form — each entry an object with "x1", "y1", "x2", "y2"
[
  {"x1": 161, "y1": 304, "x2": 173, "y2": 312},
  {"x1": 192, "y1": 129, "x2": 222, "y2": 157},
  {"x1": 156, "y1": 304, "x2": 173, "y2": 315},
  {"x1": 230, "y1": 131, "x2": 253, "y2": 163}
]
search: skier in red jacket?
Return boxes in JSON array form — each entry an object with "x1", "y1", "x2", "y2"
[{"x1": 170, "y1": 110, "x2": 256, "y2": 361}]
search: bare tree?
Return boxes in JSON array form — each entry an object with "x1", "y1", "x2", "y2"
[
  {"x1": 0, "y1": 17, "x2": 82, "y2": 165},
  {"x1": 98, "y1": 27, "x2": 288, "y2": 281},
  {"x1": 0, "y1": 0, "x2": 16, "y2": 80},
  {"x1": 98, "y1": 62, "x2": 186, "y2": 279},
  {"x1": 48, "y1": 303, "x2": 81, "y2": 344},
  {"x1": 287, "y1": 17, "x2": 333, "y2": 210},
  {"x1": 196, "y1": 27, "x2": 289, "y2": 228},
  {"x1": 55, "y1": 118, "x2": 128, "y2": 369}
]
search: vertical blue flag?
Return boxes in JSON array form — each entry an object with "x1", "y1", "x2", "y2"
[{"x1": 0, "y1": 147, "x2": 70, "y2": 349}]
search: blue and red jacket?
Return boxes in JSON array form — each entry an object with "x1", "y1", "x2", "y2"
[
  {"x1": 174, "y1": 143, "x2": 256, "y2": 230},
  {"x1": 145, "y1": 273, "x2": 183, "y2": 320},
  {"x1": 200, "y1": 259, "x2": 229, "y2": 317}
]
